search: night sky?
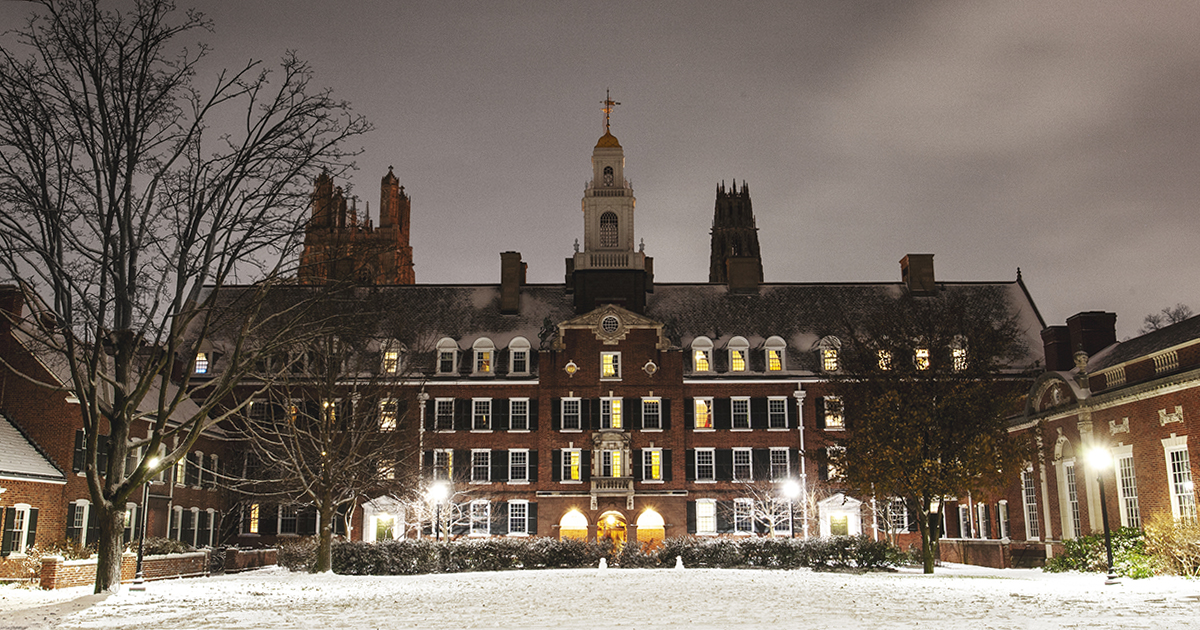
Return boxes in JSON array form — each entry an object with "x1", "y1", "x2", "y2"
[{"x1": 5, "y1": 1, "x2": 1198, "y2": 339}]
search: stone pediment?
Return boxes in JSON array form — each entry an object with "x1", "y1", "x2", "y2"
[{"x1": 554, "y1": 304, "x2": 668, "y2": 350}]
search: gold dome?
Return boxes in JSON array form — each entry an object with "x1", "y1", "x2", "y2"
[{"x1": 595, "y1": 132, "x2": 622, "y2": 148}]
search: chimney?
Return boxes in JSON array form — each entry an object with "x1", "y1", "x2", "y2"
[
  {"x1": 1066, "y1": 311, "x2": 1117, "y2": 358},
  {"x1": 500, "y1": 252, "x2": 526, "y2": 314},
  {"x1": 900, "y1": 254, "x2": 936, "y2": 296},
  {"x1": 1040, "y1": 325, "x2": 1072, "y2": 371}
]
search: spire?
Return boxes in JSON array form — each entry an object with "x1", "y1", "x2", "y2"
[{"x1": 601, "y1": 89, "x2": 620, "y2": 134}]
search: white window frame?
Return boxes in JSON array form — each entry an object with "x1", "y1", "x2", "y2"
[
  {"x1": 642, "y1": 448, "x2": 664, "y2": 483},
  {"x1": 772, "y1": 500, "x2": 792, "y2": 536},
  {"x1": 734, "y1": 498, "x2": 754, "y2": 534},
  {"x1": 733, "y1": 447, "x2": 753, "y2": 481},
  {"x1": 472, "y1": 338, "x2": 495, "y2": 375},
  {"x1": 600, "y1": 351, "x2": 621, "y2": 380},
  {"x1": 728, "y1": 336, "x2": 749, "y2": 372},
  {"x1": 470, "y1": 449, "x2": 491, "y2": 484},
  {"x1": 469, "y1": 500, "x2": 490, "y2": 536},
  {"x1": 641, "y1": 397, "x2": 662, "y2": 431},
  {"x1": 432, "y1": 449, "x2": 453, "y2": 481},
  {"x1": 692, "y1": 337, "x2": 713, "y2": 373},
  {"x1": 1113, "y1": 445, "x2": 1141, "y2": 529},
  {"x1": 694, "y1": 397, "x2": 714, "y2": 431},
  {"x1": 696, "y1": 499, "x2": 717, "y2": 535},
  {"x1": 695, "y1": 448, "x2": 716, "y2": 483},
  {"x1": 997, "y1": 500, "x2": 1010, "y2": 539},
  {"x1": 205, "y1": 508, "x2": 217, "y2": 547},
  {"x1": 509, "y1": 398, "x2": 530, "y2": 432},
  {"x1": 171, "y1": 505, "x2": 183, "y2": 540},
  {"x1": 508, "y1": 449, "x2": 529, "y2": 484},
  {"x1": 977, "y1": 503, "x2": 990, "y2": 539},
  {"x1": 508, "y1": 500, "x2": 529, "y2": 536},
  {"x1": 561, "y1": 398, "x2": 582, "y2": 431},
  {"x1": 601, "y1": 397, "x2": 623, "y2": 429},
  {"x1": 1021, "y1": 469, "x2": 1040, "y2": 539},
  {"x1": 1063, "y1": 460, "x2": 1081, "y2": 539},
  {"x1": 601, "y1": 449, "x2": 622, "y2": 478},
  {"x1": 767, "y1": 397, "x2": 788, "y2": 430},
  {"x1": 508, "y1": 337, "x2": 531, "y2": 376},
  {"x1": 279, "y1": 505, "x2": 299, "y2": 536},
  {"x1": 1163, "y1": 436, "x2": 1196, "y2": 521},
  {"x1": 472, "y1": 398, "x2": 492, "y2": 432},
  {"x1": 958, "y1": 504, "x2": 972, "y2": 539},
  {"x1": 764, "y1": 336, "x2": 786, "y2": 372},
  {"x1": 434, "y1": 398, "x2": 455, "y2": 432},
  {"x1": 769, "y1": 447, "x2": 789, "y2": 481},
  {"x1": 381, "y1": 340, "x2": 404, "y2": 374},
  {"x1": 436, "y1": 338, "x2": 458, "y2": 375},
  {"x1": 731, "y1": 397, "x2": 751, "y2": 430},
  {"x1": 7, "y1": 504, "x2": 33, "y2": 555},
  {"x1": 243, "y1": 503, "x2": 260, "y2": 535},
  {"x1": 379, "y1": 398, "x2": 398, "y2": 431},
  {"x1": 561, "y1": 448, "x2": 582, "y2": 483}
]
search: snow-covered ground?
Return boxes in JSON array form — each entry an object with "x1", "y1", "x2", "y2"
[{"x1": 2, "y1": 564, "x2": 1198, "y2": 630}]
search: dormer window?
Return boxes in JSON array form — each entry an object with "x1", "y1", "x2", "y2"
[
  {"x1": 436, "y1": 338, "x2": 458, "y2": 375},
  {"x1": 951, "y1": 337, "x2": 968, "y2": 372},
  {"x1": 728, "y1": 336, "x2": 749, "y2": 372},
  {"x1": 508, "y1": 337, "x2": 531, "y2": 376},
  {"x1": 878, "y1": 350, "x2": 893, "y2": 371},
  {"x1": 764, "y1": 336, "x2": 786, "y2": 372},
  {"x1": 914, "y1": 348, "x2": 930, "y2": 371},
  {"x1": 381, "y1": 340, "x2": 404, "y2": 374},
  {"x1": 692, "y1": 337, "x2": 713, "y2": 373},
  {"x1": 817, "y1": 336, "x2": 841, "y2": 372},
  {"x1": 473, "y1": 338, "x2": 495, "y2": 375},
  {"x1": 193, "y1": 353, "x2": 209, "y2": 374}
]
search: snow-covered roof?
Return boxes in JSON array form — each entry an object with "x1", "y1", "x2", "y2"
[{"x1": 0, "y1": 412, "x2": 66, "y2": 483}]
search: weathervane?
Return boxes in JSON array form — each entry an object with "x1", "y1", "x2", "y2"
[{"x1": 601, "y1": 89, "x2": 620, "y2": 134}]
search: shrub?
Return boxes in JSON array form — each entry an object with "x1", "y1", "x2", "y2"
[
  {"x1": 1043, "y1": 527, "x2": 1154, "y2": 578},
  {"x1": 1144, "y1": 513, "x2": 1200, "y2": 577},
  {"x1": 277, "y1": 537, "x2": 319, "y2": 572},
  {"x1": 141, "y1": 537, "x2": 193, "y2": 556}
]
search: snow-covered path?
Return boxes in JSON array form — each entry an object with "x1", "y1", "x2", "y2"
[{"x1": 3, "y1": 564, "x2": 1199, "y2": 629}]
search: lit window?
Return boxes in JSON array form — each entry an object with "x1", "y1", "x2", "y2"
[
  {"x1": 379, "y1": 399, "x2": 398, "y2": 430},
  {"x1": 1064, "y1": 462, "x2": 1081, "y2": 538},
  {"x1": 889, "y1": 498, "x2": 909, "y2": 532},
  {"x1": 769, "y1": 448, "x2": 789, "y2": 480},
  {"x1": 696, "y1": 448, "x2": 715, "y2": 481},
  {"x1": 642, "y1": 398, "x2": 661, "y2": 430},
  {"x1": 601, "y1": 450, "x2": 622, "y2": 477},
  {"x1": 562, "y1": 449, "x2": 582, "y2": 481},
  {"x1": 436, "y1": 338, "x2": 458, "y2": 374},
  {"x1": 696, "y1": 500, "x2": 716, "y2": 534},
  {"x1": 825, "y1": 446, "x2": 844, "y2": 481},
  {"x1": 1165, "y1": 442, "x2": 1196, "y2": 520},
  {"x1": 728, "y1": 336, "x2": 749, "y2": 372},
  {"x1": 561, "y1": 398, "x2": 581, "y2": 431},
  {"x1": 472, "y1": 398, "x2": 491, "y2": 431},
  {"x1": 734, "y1": 498, "x2": 754, "y2": 534},
  {"x1": 601, "y1": 398, "x2": 622, "y2": 429},
  {"x1": 470, "y1": 500, "x2": 490, "y2": 536},
  {"x1": 509, "y1": 450, "x2": 529, "y2": 483},
  {"x1": 878, "y1": 350, "x2": 892, "y2": 371},
  {"x1": 473, "y1": 338, "x2": 494, "y2": 375},
  {"x1": 509, "y1": 398, "x2": 529, "y2": 431},
  {"x1": 732, "y1": 397, "x2": 750, "y2": 429},
  {"x1": 432, "y1": 449, "x2": 452, "y2": 481},
  {"x1": 193, "y1": 353, "x2": 209, "y2": 374},
  {"x1": 245, "y1": 503, "x2": 260, "y2": 534},
  {"x1": 175, "y1": 457, "x2": 187, "y2": 486},
  {"x1": 643, "y1": 448, "x2": 663, "y2": 481},
  {"x1": 1116, "y1": 453, "x2": 1141, "y2": 528},
  {"x1": 508, "y1": 337, "x2": 531, "y2": 375},
  {"x1": 379, "y1": 459, "x2": 397, "y2": 481},
  {"x1": 601, "y1": 352, "x2": 621, "y2": 379},
  {"x1": 435, "y1": 398, "x2": 454, "y2": 431},
  {"x1": 765, "y1": 336, "x2": 786, "y2": 371},
  {"x1": 471, "y1": 450, "x2": 490, "y2": 483},
  {"x1": 817, "y1": 336, "x2": 841, "y2": 372},
  {"x1": 381, "y1": 342, "x2": 403, "y2": 374},
  {"x1": 952, "y1": 348, "x2": 968, "y2": 372},
  {"x1": 1021, "y1": 469, "x2": 1040, "y2": 539},
  {"x1": 692, "y1": 337, "x2": 713, "y2": 372},
  {"x1": 694, "y1": 398, "x2": 713, "y2": 430},
  {"x1": 768, "y1": 397, "x2": 787, "y2": 429},
  {"x1": 508, "y1": 500, "x2": 529, "y2": 535},
  {"x1": 733, "y1": 448, "x2": 752, "y2": 481},
  {"x1": 824, "y1": 396, "x2": 844, "y2": 430},
  {"x1": 914, "y1": 348, "x2": 930, "y2": 370}
]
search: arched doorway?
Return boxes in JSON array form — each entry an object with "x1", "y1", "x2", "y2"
[
  {"x1": 597, "y1": 511, "x2": 627, "y2": 545},
  {"x1": 636, "y1": 509, "x2": 665, "y2": 549},
  {"x1": 560, "y1": 509, "x2": 589, "y2": 541}
]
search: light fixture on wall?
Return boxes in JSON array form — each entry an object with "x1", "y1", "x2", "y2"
[{"x1": 564, "y1": 360, "x2": 578, "y2": 377}]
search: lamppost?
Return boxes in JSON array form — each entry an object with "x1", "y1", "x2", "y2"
[
  {"x1": 428, "y1": 481, "x2": 449, "y2": 542},
  {"x1": 783, "y1": 480, "x2": 801, "y2": 538},
  {"x1": 131, "y1": 457, "x2": 160, "y2": 592},
  {"x1": 1086, "y1": 447, "x2": 1119, "y2": 584}
]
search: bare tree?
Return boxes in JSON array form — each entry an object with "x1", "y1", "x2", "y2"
[
  {"x1": 1138, "y1": 303, "x2": 1194, "y2": 335},
  {"x1": 0, "y1": 0, "x2": 368, "y2": 591}
]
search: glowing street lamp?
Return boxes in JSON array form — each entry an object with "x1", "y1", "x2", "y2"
[
  {"x1": 1086, "y1": 447, "x2": 1119, "y2": 584},
  {"x1": 131, "y1": 456, "x2": 160, "y2": 592},
  {"x1": 427, "y1": 481, "x2": 449, "y2": 542},
  {"x1": 783, "y1": 480, "x2": 801, "y2": 538}
]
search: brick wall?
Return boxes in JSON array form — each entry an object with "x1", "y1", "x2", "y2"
[
  {"x1": 38, "y1": 551, "x2": 211, "y2": 590},
  {"x1": 224, "y1": 548, "x2": 277, "y2": 573}
]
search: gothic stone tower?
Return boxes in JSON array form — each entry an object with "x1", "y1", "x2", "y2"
[
  {"x1": 708, "y1": 180, "x2": 763, "y2": 286},
  {"x1": 567, "y1": 94, "x2": 653, "y2": 314},
  {"x1": 299, "y1": 167, "x2": 415, "y2": 285}
]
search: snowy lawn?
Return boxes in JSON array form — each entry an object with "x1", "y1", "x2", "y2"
[{"x1": 2, "y1": 563, "x2": 1198, "y2": 630}]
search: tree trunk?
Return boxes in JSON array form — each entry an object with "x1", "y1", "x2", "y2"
[
  {"x1": 94, "y1": 504, "x2": 126, "y2": 593},
  {"x1": 316, "y1": 501, "x2": 334, "y2": 573}
]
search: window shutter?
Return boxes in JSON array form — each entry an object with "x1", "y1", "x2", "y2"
[
  {"x1": 787, "y1": 397, "x2": 798, "y2": 428},
  {"x1": 815, "y1": 397, "x2": 826, "y2": 429},
  {"x1": 715, "y1": 449, "x2": 733, "y2": 481},
  {"x1": 790, "y1": 449, "x2": 800, "y2": 476},
  {"x1": 494, "y1": 502, "x2": 509, "y2": 536},
  {"x1": 626, "y1": 398, "x2": 641, "y2": 430},
  {"x1": 632, "y1": 449, "x2": 642, "y2": 481},
  {"x1": 750, "y1": 398, "x2": 768, "y2": 429},
  {"x1": 133, "y1": 504, "x2": 143, "y2": 539},
  {"x1": 1, "y1": 507, "x2": 15, "y2": 555},
  {"x1": 714, "y1": 399, "x2": 732, "y2": 430},
  {"x1": 529, "y1": 451, "x2": 539, "y2": 482},
  {"x1": 663, "y1": 450, "x2": 673, "y2": 481},
  {"x1": 260, "y1": 505, "x2": 278, "y2": 536},
  {"x1": 450, "y1": 504, "x2": 468, "y2": 537},
  {"x1": 123, "y1": 507, "x2": 134, "y2": 544},
  {"x1": 908, "y1": 509, "x2": 920, "y2": 533},
  {"x1": 454, "y1": 400, "x2": 470, "y2": 431},
  {"x1": 528, "y1": 399, "x2": 539, "y2": 431},
  {"x1": 422, "y1": 450, "x2": 434, "y2": 478},
  {"x1": 187, "y1": 453, "x2": 201, "y2": 486},
  {"x1": 85, "y1": 504, "x2": 99, "y2": 546},
  {"x1": 586, "y1": 399, "x2": 601, "y2": 430},
  {"x1": 581, "y1": 450, "x2": 592, "y2": 482},
  {"x1": 182, "y1": 511, "x2": 195, "y2": 545},
  {"x1": 752, "y1": 449, "x2": 769, "y2": 478},
  {"x1": 686, "y1": 502, "x2": 697, "y2": 534},
  {"x1": 25, "y1": 508, "x2": 38, "y2": 551},
  {"x1": 73, "y1": 430, "x2": 85, "y2": 473},
  {"x1": 551, "y1": 398, "x2": 561, "y2": 431},
  {"x1": 424, "y1": 404, "x2": 435, "y2": 431},
  {"x1": 65, "y1": 503, "x2": 79, "y2": 542},
  {"x1": 716, "y1": 502, "x2": 733, "y2": 534},
  {"x1": 661, "y1": 399, "x2": 671, "y2": 430},
  {"x1": 684, "y1": 398, "x2": 694, "y2": 428},
  {"x1": 494, "y1": 399, "x2": 509, "y2": 431},
  {"x1": 686, "y1": 450, "x2": 696, "y2": 481},
  {"x1": 97, "y1": 435, "x2": 110, "y2": 474},
  {"x1": 551, "y1": 450, "x2": 561, "y2": 481},
  {"x1": 528, "y1": 503, "x2": 538, "y2": 535},
  {"x1": 818, "y1": 461, "x2": 829, "y2": 481},
  {"x1": 492, "y1": 449, "x2": 508, "y2": 483},
  {"x1": 453, "y1": 450, "x2": 470, "y2": 483},
  {"x1": 197, "y1": 511, "x2": 210, "y2": 545},
  {"x1": 300, "y1": 508, "x2": 318, "y2": 536}
]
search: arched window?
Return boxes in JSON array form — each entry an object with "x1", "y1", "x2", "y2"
[
  {"x1": 728, "y1": 336, "x2": 749, "y2": 372},
  {"x1": 472, "y1": 338, "x2": 495, "y2": 375},
  {"x1": 603, "y1": 166, "x2": 614, "y2": 187},
  {"x1": 435, "y1": 338, "x2": 458, "y2": 375},
  {"x1": 816, "y1": 336, "x2": 842, "y2": 372},
  {"x1": 692, "y1": 336, "x2": 713, "y2": 372},
  {"x1": 599, "y1": 212, "x2": 618, "y2": 247},
  {"x1": 508, "y1": 336, "x2": 531, "y2": 375},
  {"x1": 764, "y1": 336, "x2": 786, "y2": 371}
]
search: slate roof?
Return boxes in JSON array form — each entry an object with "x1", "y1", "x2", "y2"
[
  {"x1": 1089, "y1": 315, "x2": 1200, "y2": 372},
  {"x1": 0, "y1": 412, "x2": 66, "y2": 483}
]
